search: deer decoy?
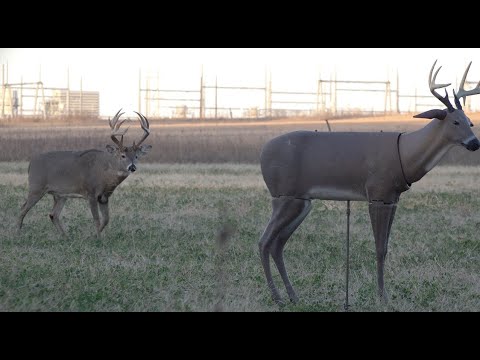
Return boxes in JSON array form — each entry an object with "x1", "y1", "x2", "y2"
[{"x1": 259, "y1": 60, "x2": 480, "y2": 305}]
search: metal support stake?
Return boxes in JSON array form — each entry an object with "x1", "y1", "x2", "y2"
[
  {"x1": 323, "y1": 120, "x2": 349, "y2": 311},
  {"x1": 325, "y1": 119, "x2": 332, "y2": 132},
  {"x1": 322, "y1": 110, "x2": 350, "y2": 311},
  {"x1": 344, "y1": 200, "x2": 351, "y2": 311}
]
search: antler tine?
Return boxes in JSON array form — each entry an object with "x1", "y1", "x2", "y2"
[
  {"x1": 133, "y1": 111, "x2": 150, "y2": 147},
  {"x1": 453, "y1": 89, "x2": 462, "y2": 110},
  {"x1": 429, "y1": 61, "x2": 452, "y2": 90},
  {"x1": 140, "y1": 113, "x2": 150, "y2": 132},
  {"x1": 110, "y1": 110, "x2": 129, "y2": 135},
  {"x1": 109, "y1": 109, "x2": 124, "y2": 129},
  {"x1": 428, "y1": 60, "x2": 454, "y2": 112},
  {"x1": 456, "y1": 61, "x2": 480, "y2": 105},
  {"x1": 113, "y1": 119, "x2": 129, "y2": 135},
  {"x1": 133, "y1": 111, "x2": 149, "y2": 131},
  {"x1": 109, "y1": 109, "x2": 128, "y2": 149}
]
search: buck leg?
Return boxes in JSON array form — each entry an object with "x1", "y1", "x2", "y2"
[
  {"x1": 368, "y1": 201, "x2": 397, "y2": 301},
  {"x1": 88, "y1": 197, "x2": 101, "y2": 237},
  {"x1": 49, "y1": 196, "x2": 68, "y2": 238},
  {"x1": 98, "y1": 202, "x2": 109, "y2": 233},
  {"x1": 17, "y1": 190, "x2": 45, "y2": 232},
  {"x1": 259, "y1": 196, "x2": 312, "y2": 305}
]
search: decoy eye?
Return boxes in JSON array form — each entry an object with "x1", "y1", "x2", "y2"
[
  {"x1": 470, "y1": 123, "x2": 474, "y2": 127},
  {"x1": 454, "y1": 121, "x2": 460, "y2": 125}
]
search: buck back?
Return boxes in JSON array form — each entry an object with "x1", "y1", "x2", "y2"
[{"x1": 28, "y1": 150, "x2": 130, "y2": 198}]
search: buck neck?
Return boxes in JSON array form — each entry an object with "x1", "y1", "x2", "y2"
[{"x1": 399, "y1": 118, "x2": 454, "y2": 184}]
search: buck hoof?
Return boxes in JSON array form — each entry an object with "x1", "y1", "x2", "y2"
[
  {"x1": 378, "y1": 289, "x2": 390, "y2": 304},
  {"x1": 271, "y1": 292, "x2": 286, "y2": 306}
]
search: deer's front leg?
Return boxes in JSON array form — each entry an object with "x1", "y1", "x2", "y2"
[
  {"x1": 98, "y1": 201, "x2": 109, "y2": 233},
  {"x1": 368, "y1": 201, "x2": 397, "y2": 301},
  {"x1": 88, "y1": 197, "x2": 102, "y2": 237}
]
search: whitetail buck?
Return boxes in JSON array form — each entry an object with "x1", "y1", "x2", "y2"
[
  {"x1": 259, "y1": 61, "x2": 480, "y2": 304},
  {"x1": 17, "y1": 110, "x2": 152, "y2": 237}
]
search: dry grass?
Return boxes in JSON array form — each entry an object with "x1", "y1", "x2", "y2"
[
  {"x1": 1, "y1": 162, "x2": 479, "y2": 312},
  {"x1": 2, "y1": 114, "x2": 480, "y2": 164}
]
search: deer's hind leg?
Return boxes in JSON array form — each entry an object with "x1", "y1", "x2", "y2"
[
  {"x1": 88, "y1": 197, "x2": 101, "y2": 237},
  {"x1": 98, "y1": 194, "x2": 110, "y2": 233},
  {"x1": 259, "y1": 196, "x2": 312, "y2": 305},
  {"x1": 368, "y1": 201, "x2": 397, "y2": 301},
  {"x1": 49, "y1": 195, "x2": 68, "y2": 238},
  {"x1": 17, "y1": 188, "x2": 46, "y2": 232}
]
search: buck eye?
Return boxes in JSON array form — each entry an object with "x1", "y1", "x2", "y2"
[
  {"x1": 453, "y1": 121, "x2": 460, "y2": 125},
  {"x1": 470, "y1": 123, "x2": 474, "y2": 127},
  {"x1": 121, "y1": 154, "x2": 126, "y2": 159}
]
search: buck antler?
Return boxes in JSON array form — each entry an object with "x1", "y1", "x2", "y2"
[
  {"x1": 109, "y1": 109, "x2": 129, "y2": 149},
  {"x1": 133, "y1": 111, "x2": 150, "y2": 147},
  {"x1": 456, "y1": 61, "x2": 480, "y2": 106},
  {"x1": 429, "y1": 60, "x2": 454, "y2": 112}
]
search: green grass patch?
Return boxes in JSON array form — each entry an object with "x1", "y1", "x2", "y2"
[{"x1": 1, "y1": 163, "x2": 479, "y2": 311}]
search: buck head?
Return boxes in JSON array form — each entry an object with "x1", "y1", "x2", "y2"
[
  {"x1": 106, "y1": 110, "x2": 152, "y2": 173},
  {"x1": 414, "y1": 60, "x2": 480, "y2": 152}
]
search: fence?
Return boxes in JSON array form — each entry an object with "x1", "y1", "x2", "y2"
[
  {"x1": 3, "y1": 63, "x2": 479, "y2": 120},
  {"x1": 139, "y1": 69, "x2": 399, "y2": 119},
  {"x1": 139, "y1": 68, "x2": 480, "y2": 119},
  {"x1": 0, "y1": 65, "x2": 99, "y2": 119}
]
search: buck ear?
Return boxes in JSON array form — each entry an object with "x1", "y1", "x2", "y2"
[
  {"x1": 413, "y1": 109, "x2": 448, "y2": 120},
  {"x1": 106, "y1": 145, "x2": 116, "y2": 153},
  {"x1": 138, "y1": 145, "x2": 152, "y2": 156}
]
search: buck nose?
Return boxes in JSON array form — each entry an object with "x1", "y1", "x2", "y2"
[
  {"x1": 464, "y1": 138, "x2": 480, "y2": 151},
  {"x1": 128, "y1": 164, "x2": 137, "y2": 172}
]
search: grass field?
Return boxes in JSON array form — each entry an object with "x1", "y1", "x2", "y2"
[{"x1": 1, "y1": 162, "x2": 479, "y2": 311}]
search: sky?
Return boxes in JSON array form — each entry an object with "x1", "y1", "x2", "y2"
[{"x1": 1, "y1": 48, "x2": 480, "y2": 116}]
